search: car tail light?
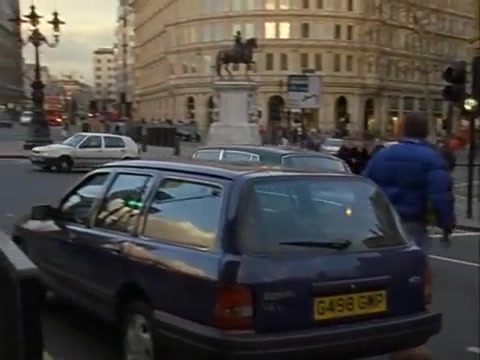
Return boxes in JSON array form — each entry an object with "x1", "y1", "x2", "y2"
[
  {"x1": 213, "y1": 284, "x2": 254, "y2": 330},
  {"x1": 423, "y1": 262, "x2": 432, "y2": 306}
]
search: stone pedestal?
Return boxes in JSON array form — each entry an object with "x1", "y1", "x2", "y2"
[{"x1": 207, "y1": 81, "x2": 260, "y2": 145}]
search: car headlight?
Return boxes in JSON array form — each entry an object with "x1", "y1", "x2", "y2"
[{"x1": 34, "y1": 151, "x2": 53, "y2": 157}]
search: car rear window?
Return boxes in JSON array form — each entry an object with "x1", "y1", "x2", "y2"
[
  {"x1": 282, "y1": 155, "x2": 348, "y2": 172},
  {"x1": 240, "y1": 177, "x2": 407, "y2": 254}
]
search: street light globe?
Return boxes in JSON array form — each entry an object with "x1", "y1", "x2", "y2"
[{"x1": 463, "y1": 98, "x2": 478, "y2": 111}]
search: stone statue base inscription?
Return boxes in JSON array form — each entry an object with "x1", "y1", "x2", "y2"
[{"x1": 207, "y1": 81, "x2": 260, "y2": 146}]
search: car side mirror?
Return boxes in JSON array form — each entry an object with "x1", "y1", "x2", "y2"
[{"x1": 31, "y1": 205, "x2": 58, "y2": 220}]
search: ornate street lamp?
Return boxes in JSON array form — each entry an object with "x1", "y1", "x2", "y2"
[{"x1": 9, "y1": 4, "x2": 65, "y2": 149}]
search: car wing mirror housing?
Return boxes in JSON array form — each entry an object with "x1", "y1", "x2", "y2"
[{"x1": 31, "y1": 205, "x2": 59, "y2": 220}]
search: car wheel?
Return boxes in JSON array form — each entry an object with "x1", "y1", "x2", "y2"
[
  {"x1": 121, "y1": 301, "x2": 157, "y2": 360},
  {"x1": 55, "y1": 155, "x2": 73, "y2": 172}
]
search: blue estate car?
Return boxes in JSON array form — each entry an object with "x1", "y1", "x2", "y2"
[{"x1": 13, "y1": 159, "x2": 441, "y2": 360}]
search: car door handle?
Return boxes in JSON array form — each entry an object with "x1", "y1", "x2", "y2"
[
  {"x1": 103, "y1": 243, "x2": 124, "y2": 254},
  {"x1": 120, "y1": 149, "x2": 126, "y2": 152}
]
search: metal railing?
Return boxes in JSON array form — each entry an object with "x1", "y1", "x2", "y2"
[{"x1": 0, "y1": 237, "x2": 44, "y2": 360}]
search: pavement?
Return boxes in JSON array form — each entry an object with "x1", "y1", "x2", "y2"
[{"x1": 0, "y1": 159, "x2": 478, "y2": 360}]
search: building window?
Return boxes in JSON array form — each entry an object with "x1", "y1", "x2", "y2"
[
  {"x1": 213, "y1": 23, "x2": 223, "y2": 40},
  {"x1": 265, "y1": 22, "x2": 276, "y2": 38},
  {"x1": 346, "y1": 55, "x2": 353, "y2": 71},
  {"x1": 300, "y1": 53, "x2": 309, "y2": 69},
  {"x1": 333, "y1": 54, "x2": 341, "y2": 72},
  {"x1": 232, "y1": 23, "x2": 242, "y2": 35},
  {"x1": 245, "y1": 23, "x2": 256, "y2": 38},
  {"x1": 280, "y1": 53, "x2": 288, "y2": 70},
  {"x1": 347, "y1": 25, "x2": 353, "y2": 40},
  {"x1": 301, "y1": 23, "x2": 310, "y2": 38},
  {"x1": 203, "y1": 55, "x2": 212, "y2": 73},
  {"x1": 232, "y1": 0, "x2": 242, "y2": 11},
  {"x1": 265, "y1": 53, "x2": 274, "y2": 70},
  {"x1": 334, "y1": 24, "x2": 341, "y2": 39},
  {"x1": 203, "y1": 24, "x2": 213, "y2": 41},
  {"x1": 314, "y1": 54, "x2": 322, "y2": 71},
  {"x1": 302, "y1": 0, "x2": 309, "y2": 8},
  {"x1": 317, "y1": 0, "x2": 323, "y2": 8},
  {"x1": 246, "y1": 0, "x2": 262, "y2": 9},
  {"x1": 279, "y1": 0, "x2": 290, "y2": 9},
  {"x1": 278, "y1": 22, "x2": 291, "y2": 38},
  {"x1": 347, "y1": 0, "x2": 354, "y2": 11},
  {"x1": 265, "y1": 0, "x2": 275, "y2": 9}
]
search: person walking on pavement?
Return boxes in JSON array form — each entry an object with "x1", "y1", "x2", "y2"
[{"x1": 362, "y1": 111, "x2": 455, "y2": 254}]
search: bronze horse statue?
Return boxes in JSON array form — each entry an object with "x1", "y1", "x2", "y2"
[{"x1": 215, "y1": 37, "x2": 258, "y2": 78}]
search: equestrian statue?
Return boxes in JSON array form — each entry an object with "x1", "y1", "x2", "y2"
[{"x1": 215, "y1": 31, "x2": 258, "y2": 78}]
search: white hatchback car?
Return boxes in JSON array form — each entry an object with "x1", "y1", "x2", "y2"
[{"x1": 30, "y1": 132, "x2": 140, "y2": 171}]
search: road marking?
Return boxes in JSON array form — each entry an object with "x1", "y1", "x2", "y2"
[
  {"x1": 455, "y1": 181, "x2": 479, "y2": 188},
  {"x1": 466, "y1": 346, "x2": 480, "y2": 353},
  {"x1": 431, "y1": 232, "x2": 480, "y2": 238},
  {"x1": 429, "y1": 255, "x2": 479, "y2": 267}
]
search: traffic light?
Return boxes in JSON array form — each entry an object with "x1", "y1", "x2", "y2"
[
  {"x1": 442, "y1": 60, "x2": 467, "y2": 103},
  {"x1": 268, "y1": 98, "x2": 283, "y2": 121}
]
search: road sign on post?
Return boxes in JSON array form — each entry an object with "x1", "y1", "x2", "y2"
[{"x1": 286, "y1": 75, "x2": 321, "y2": 109}]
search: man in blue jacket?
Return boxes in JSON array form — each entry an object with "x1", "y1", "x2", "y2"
[{"x1": 362, "y1": 112, "x2": 454, "y2": 253}]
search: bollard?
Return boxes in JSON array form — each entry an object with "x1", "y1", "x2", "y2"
[
  {"x1": 0, "y1": 238, "x2": 44, "y2": 360},
  {"x1": 173, "y1": 135, "x2": 181, "y2": 156}
]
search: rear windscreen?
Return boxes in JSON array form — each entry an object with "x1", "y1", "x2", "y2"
[
  {"x1": 240, "y1": 177, "x2": 407, "y2": 253},
  {"x1": 282, "y1": 155, "x2": 348, "y2": 172}
]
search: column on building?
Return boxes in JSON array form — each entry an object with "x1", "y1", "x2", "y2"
[
  {"x1": 351, "y1": 94, "x2": 363, "y2": 135},
  {"x1": 319, "y1": 93, "x2": 335, "y2": 132}
]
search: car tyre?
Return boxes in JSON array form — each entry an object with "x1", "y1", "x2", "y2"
[
  {"x1": 55, "y1": 155, "x2": 72, "y2": 172},
  {"x1": 121, "y1": 301, "x2": 159, "y2": 360}
]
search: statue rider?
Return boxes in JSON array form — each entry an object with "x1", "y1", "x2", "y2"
[{"x1": 233, "y1": 31, "x2": 243, "y2": 58}]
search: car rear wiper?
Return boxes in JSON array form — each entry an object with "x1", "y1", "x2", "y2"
[{"x1": 279, "y1": 240, "x2": 352, "y2": 250}]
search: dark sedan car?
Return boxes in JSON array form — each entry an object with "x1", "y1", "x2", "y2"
[
  {"x1": 192, "y1": 145, "x2": 351, "y2": 172},
  {"x1": 13, "y1": 160, "x2": 440, "y2": 360}
]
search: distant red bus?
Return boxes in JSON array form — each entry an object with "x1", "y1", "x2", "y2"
[{"x1": 44, "y1": 96, "x2": 64, "y2": 126}]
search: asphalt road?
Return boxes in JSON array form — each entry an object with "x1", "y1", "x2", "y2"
[{"x1": 0, "y1": 159, "x2": 478, "y2": 360}]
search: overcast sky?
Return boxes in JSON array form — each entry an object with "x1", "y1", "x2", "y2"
[{"x1": 20, "y1": 0, "x2": 117, "y2": 84}]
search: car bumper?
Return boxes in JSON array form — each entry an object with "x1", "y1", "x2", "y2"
[
  {"x1": 30, "y1": 155, "x2": 56, "y2": 167},
  {"x1": 153, "y1": 311, "x2": 441, "y2": 360}
]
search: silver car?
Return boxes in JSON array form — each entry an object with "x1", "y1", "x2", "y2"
[{"x1": 321, "y1": 138, "x2": 344, "y2": 155}]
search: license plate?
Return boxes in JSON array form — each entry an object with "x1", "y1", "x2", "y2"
[{"x1": 314, "y1": 290, "x2": 387, "y2": 320}]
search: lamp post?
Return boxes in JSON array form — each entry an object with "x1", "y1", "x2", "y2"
[
  {"x1": 462, "y1": 97, "x2": 478, "y2": 218},
  {"x1": 9, "y1": 4, "x2": 65, "y2": 149}
]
